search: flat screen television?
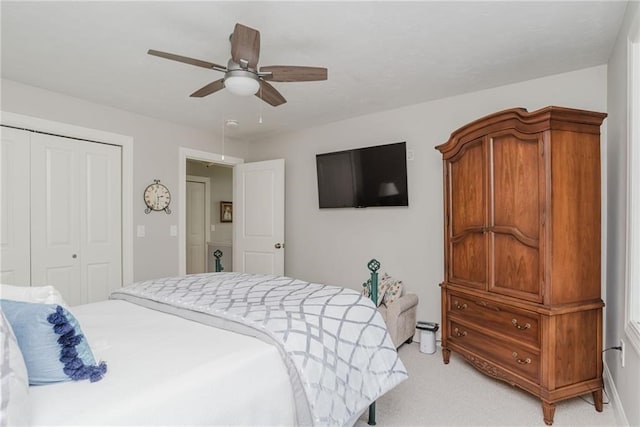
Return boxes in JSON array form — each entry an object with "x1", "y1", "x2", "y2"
[{"x1": 316, "y1": 141, "x2": 408, "y2": 208}]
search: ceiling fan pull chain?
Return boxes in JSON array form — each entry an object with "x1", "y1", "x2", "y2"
[{"x1": 259, "y1": 86, "x2": 264, "y2": 124}]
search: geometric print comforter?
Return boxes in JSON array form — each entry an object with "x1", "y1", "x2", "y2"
[{"x1": 110, "y1": 272, "x2": 408, "y2": 426}]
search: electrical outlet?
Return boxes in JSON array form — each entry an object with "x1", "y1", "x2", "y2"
[{"x1": 621, "y1": 339, "x2": 626, "y2": 368}]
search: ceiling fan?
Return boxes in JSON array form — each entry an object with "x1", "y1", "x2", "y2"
[{"x1": 148, "y1": 23, "x2": 328, "y2": 107}]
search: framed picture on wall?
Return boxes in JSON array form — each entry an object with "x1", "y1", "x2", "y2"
[{"x1": 220, "y1": 201, "x2": 233, "y2": 223}]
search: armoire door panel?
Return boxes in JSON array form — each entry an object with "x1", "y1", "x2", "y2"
[
  {"x1": 450, "y1": 233, "x2": 486, "y2": 288},
  {"x1": 490, "y1": 133, "x2": 541, "y2": 240},
  {"x1": 449, "y1": 140, "x2": 485, "y2": 236},
  {"x1": 491, "y1": 233, "x2": 541, "y2": 301}
]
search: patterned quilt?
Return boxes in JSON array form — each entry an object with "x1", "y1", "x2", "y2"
[{"x1": 110, "y1": 272, "x2": 407, "y2": 426}]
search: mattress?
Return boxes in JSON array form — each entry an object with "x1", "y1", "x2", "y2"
[{"x1": 27, "y1": 299, "x2": 296, "y2": 426}]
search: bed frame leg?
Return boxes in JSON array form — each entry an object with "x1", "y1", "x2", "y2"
[{"x1": 368, "y1": 401, "x2": 376, "y2": 425}]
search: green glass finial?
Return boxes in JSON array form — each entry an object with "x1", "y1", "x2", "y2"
[{"x1": 213, "y1": 250, "x2": 224, "y2": 272}]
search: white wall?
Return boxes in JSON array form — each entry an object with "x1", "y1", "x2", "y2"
[
  {"x1": 605, "y1": 2, "x2": 640, "y2": 426},
  {"x1": 248, "y1": 65, "x2": 608, "y2": 339},
  {"x1": 1, "y1": 79, "x2": 249, "y2": 282}
]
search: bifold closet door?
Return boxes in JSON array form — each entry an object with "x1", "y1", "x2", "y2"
[
  {"x1": 0, "y1": 127, "x2": 31, "y2": 285},
  {"x1": 30, "y1": 133, "x2": 122, "y2": 306}
]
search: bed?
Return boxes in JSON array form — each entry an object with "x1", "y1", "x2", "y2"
[{"x1": 1, "y1": 272, "x2": 407, "y2": 426}]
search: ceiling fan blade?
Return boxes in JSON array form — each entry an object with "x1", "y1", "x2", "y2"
[
  {"x1": 255, "y1": 80, "x2": 286, "y2": 106},
  {"x1": 148, "y1": 49, "x2": 227, "y2": 71},
  {"x1": 260, "y1": 66, "x2": 328, "y2": 82},
  {"x1": 190, "y1": 79, "x2": 225, "y2": 97},
  {"x1": 230, "y1": 23, "x2": 260, "y2": 69}
]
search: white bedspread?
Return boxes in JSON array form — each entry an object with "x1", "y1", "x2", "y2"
[
  {"x1": 111, "y1": 272, "x2": 408, "y2": 427},
  {"x1": 28, "y1": 300, "x2": 296, "y2": 426}
]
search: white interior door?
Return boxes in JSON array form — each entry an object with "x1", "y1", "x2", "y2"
[
  {"x1": 233, "y1": 159, "x2": 285, "y2": 275},
  {"x1": 0, "y1": 127, "x2": 31, "y2": 285},
  {"x1": 186, "y1": 177, "x2": 209, "y2": 274},
  {"x1": 80, "y1": 141, "x2": 122, "y2": 303},
  {"x1": 30, "y1": 133, "x2": 121, "y2": 306},
  {"x1": 30, "y1": 133, "x2": 81, "y2": 302}
]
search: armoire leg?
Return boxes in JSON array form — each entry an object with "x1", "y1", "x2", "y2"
[
  {"x1": 442, "y1": 348, "x2": 450, "y2": 364},
  {"x1": 542, "y1": 401, "x2": 556, "y2": 425},
  {"x1": 593, "y1": 389, "x2": 603, "y2": 412}
]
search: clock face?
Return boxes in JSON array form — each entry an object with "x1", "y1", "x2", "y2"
[{"x1": 144, "y1": 183, "x2": 171, "y2": 211}]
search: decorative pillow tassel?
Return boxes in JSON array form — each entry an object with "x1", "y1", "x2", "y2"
[
  {"x1": 47, "y1": 305, "x2": 108, "y2": 383},
  {"x1": 89, "y1": 361, "x2": 108, "y2": 382}
]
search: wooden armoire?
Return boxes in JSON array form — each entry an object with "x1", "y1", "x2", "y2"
[{"x1": 435, "y1": 106, "x2": 607, "y2": 425}]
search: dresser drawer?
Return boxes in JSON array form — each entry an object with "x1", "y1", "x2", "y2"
[
  {"x1": 449, "y1": 321, "x2": 540, "y2": 383},
  {"x1": 447, "y1": 291, "x2": 540, "y2": 348}
]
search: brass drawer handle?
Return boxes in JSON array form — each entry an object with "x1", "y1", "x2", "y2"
[
  {"x1": 453, "y1": 301, "x2": 468, "y2": 310},
  {"x1": 453, "y1": 327, "x2": 467, "y2": 337},
  {"x1": 511, "y1": 318, "x2": 531, "y2": 330},
  {"x1": 512, "y1": 352, "x2": 531, "y2": 365}
]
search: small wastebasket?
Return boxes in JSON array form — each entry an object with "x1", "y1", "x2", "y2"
[{"x1": 416, "y1": 321, "x2": 439, "y2": 354}]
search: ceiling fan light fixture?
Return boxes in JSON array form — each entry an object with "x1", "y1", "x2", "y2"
[{"x1": 224, "y1": 70, "x2": 260, "y2": 96}]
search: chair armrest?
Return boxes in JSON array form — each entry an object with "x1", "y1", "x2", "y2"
[{"x1": 386, "y1": 293, "x2": 419, "y2": 317}]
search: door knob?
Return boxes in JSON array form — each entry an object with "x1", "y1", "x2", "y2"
[
  {"x1": 274, "y1": 243, "x2": 283, "y2": 249},
  {"x1": 72, "y1": 254, "x2": 78, "y2": 259}
]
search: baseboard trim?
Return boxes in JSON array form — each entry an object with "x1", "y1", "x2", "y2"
[{"x1": 603, "y1": 361, "x2": 630, "y2": 426}]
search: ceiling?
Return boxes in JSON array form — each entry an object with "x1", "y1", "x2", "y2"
[{"x1": 0, "y1": 1, "x2": 628, "y2": 141}]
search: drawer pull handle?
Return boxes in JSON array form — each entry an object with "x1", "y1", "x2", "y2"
[
  {"x1": 453, "y1": 327, "x2": 467, "y2": 337},
  {"x1": 512, "y1": 352, "x2": 531, "y2": 365},
  {"x1": 453, "y1": 301, "x2": 468, "y2": 310},
  {"x1": 511, "y1": 319, "x2": 531, "y2": 330}
]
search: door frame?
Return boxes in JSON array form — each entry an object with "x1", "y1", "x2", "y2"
[
  {"x1": 0, "y1": 111, "x2": 134, "y2": 286},
  {"x1": 178, "y1": 147, "x2": 243, "y2": 275}
]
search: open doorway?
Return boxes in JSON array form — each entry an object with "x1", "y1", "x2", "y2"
[
  {"x1": 186, "y1": 160, "x2": 233, "y2": 273},
  {"x1": 178, "y1": 148, "x2": 243, "y2": 276}
]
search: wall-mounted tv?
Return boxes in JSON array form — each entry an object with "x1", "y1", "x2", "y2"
[{"x1": 316, "y1": 141, "x2": 408, "y2": 208}]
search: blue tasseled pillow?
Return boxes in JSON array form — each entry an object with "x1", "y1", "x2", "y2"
[{"x1": 0, "y1": 299, "x2": 107, "y2": 385}]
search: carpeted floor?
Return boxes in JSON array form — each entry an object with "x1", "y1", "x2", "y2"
[{"x1": 356, "y1": 343, "x2": 619, "y2": 427}]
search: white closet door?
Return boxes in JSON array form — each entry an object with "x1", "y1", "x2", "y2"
[
  {"x1": 30, "y1": 133, "x2": 121, "y2": 306},
  {"x1": 80, "y1": 141, "x2": 122, "y2": 302},
  {"x1": 0, "y1": 127, "x2": 31, "y2": 285},
  {"x1": 30, "y1": 133, "x2": 81, "y2": 302}
]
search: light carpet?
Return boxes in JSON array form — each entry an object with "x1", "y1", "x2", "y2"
[{"x1": 356, "y1": 343, "x2": 619, "y2": 426}]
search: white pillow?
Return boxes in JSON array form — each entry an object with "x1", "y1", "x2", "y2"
[
  {"x1": 0, "y1": 309, "x2": 30, "y2": 426},
  {"x1": 0, "y1": 284, "x2": 68, "y2": 306}
]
